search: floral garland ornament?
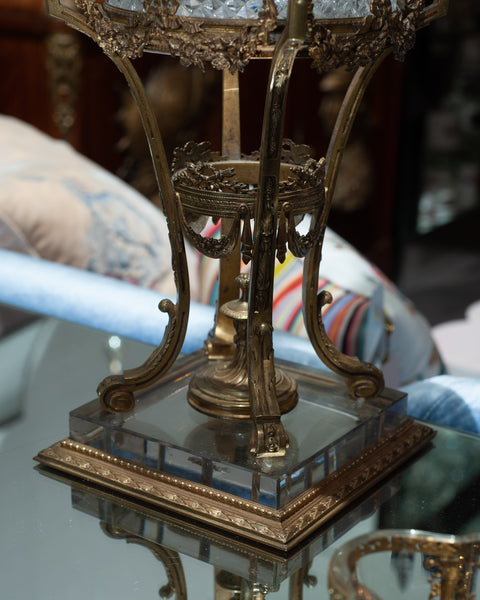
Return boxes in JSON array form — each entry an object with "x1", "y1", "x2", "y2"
[
  {"x1": 73, "y1": 0, "x2": 279, "y2": 72},
  {"x1": 308, "y1": 0, "x2": 425, "y2": 72},
  {"x1": 74, "y1": 0, "x2": 158, "y2": 58}
]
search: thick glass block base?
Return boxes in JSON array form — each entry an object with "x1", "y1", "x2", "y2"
[{"x1": 36, "y1": 351, "x2": 434, "y2": 550}]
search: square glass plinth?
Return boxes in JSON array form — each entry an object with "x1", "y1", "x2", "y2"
[
  {"x1": 70, "y1": 351, "x2": 407, "y2": 511},
  {"x1": 38, "y1": 351, "x2": 434, "y2": 549}
]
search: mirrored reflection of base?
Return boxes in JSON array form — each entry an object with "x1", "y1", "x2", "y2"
[
  {"x1": 328, "y1": 529, "x2": 480, "y2": 600},
  {"x1": 36, "y1": 465, "x2": 401, "y2": 596},
  {"x1": 35, "y1": 351, "x2": 435, "y2": 550},
  {"x1": 101, "y1": 522, "x2": 187, "y2": 600}
]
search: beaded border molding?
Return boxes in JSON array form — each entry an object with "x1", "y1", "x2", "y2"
[{"x1": 36, "y1": 418, "x2": 434, "y2": 550}]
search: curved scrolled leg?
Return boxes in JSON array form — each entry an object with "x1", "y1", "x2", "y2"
[
  {"x1": 98, "y1": 299, "x2": 181, "y2": 412},
  {"x1": 311, "y1": 290, "x2": 384, "y2": 399},
  {"x1": 303, "y1": 51, "x2": 393, "y2": 400},
  {"x1": 247, "y1": 0, "x2": 308, "y2": 456},
  {"x1": 48, "y1": 0, "x2": 190, "y2": 412},
  {"x1": 44, "y1": 2, "x2": 190, "y2": 412},
  {"x1": 98, "y1": 56, "x2": 190, "y2": 412}
]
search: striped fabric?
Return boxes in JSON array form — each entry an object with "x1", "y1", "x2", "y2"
[{"x1": 194, "y1": 220, "x2": 372, "y2": 360}]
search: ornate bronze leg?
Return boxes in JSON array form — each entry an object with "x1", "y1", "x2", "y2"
[
  {"x1": 45, "y1": 2, "x2": 191, "y2": 414},
  {"x1": 302, "y1": 51, "x2": 392, "y2": 400},
  {"x1": 97, "y1": 55, "x2": 190, "y2": 412},
  {"x1": 247, "y1": 0, "x2": 308, "y2": 456}
]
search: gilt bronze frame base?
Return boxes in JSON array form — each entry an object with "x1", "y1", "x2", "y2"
[{"x1": 36, "y1": 352, "x2": 434, "y2": 551}]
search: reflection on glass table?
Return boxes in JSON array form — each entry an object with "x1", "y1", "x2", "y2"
[
  {"x1": 1, "y1": 314, "x2": 480, "y2": 599},
  {"x1": 41, "y1": 465, "x2": 394, "y2": 599}
]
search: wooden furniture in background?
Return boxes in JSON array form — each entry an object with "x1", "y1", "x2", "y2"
[
  {"x1": 0, "y1": 1, "x2": 406, "y2": 275},
  {"x1": 0, "y1": 0, "x2": 125, "y2": 172}
]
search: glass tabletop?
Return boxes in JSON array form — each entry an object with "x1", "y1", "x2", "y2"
[{"x1": 1, "y1": 314, "x2": 479, "y2": 599}]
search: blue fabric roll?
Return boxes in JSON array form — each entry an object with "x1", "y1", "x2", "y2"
[
  {"x1": 403, "y1": 375, "x2": 480, "y2": 435},
  {"x1": 0, "y1": 248, "x2": 212, "y2": 353},
  {"x1": 1, "y1": 249, "x2": 479, "y2": 436},
  {"x1": 0, "y1": 248, "x2": 331, "y2": 367}
]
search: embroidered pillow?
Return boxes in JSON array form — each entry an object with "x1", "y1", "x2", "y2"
[{"x1": 0, "y1": 115, "x2": 198, "y2": 298}]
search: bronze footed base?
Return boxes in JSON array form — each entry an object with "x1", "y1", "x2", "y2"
[{"x1": 188, "y1": 358, "x2": 298, "y2": 420}]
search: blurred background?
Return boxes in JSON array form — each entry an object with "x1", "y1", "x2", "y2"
[{"x1": 1, "y1": 0, "x2": 479, "y2": 327}]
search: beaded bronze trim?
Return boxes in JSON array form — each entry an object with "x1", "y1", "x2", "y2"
[
  {"x1": 172, "y1": 140, "x2": 325, "y2": 218},
  {"x1": 36, "y1": 419, "x2": 434, "y2": 550}
]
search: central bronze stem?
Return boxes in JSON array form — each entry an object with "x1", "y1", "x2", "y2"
[{"x1": 188, "y1": 274, "x2": 298, "y2": 421}]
